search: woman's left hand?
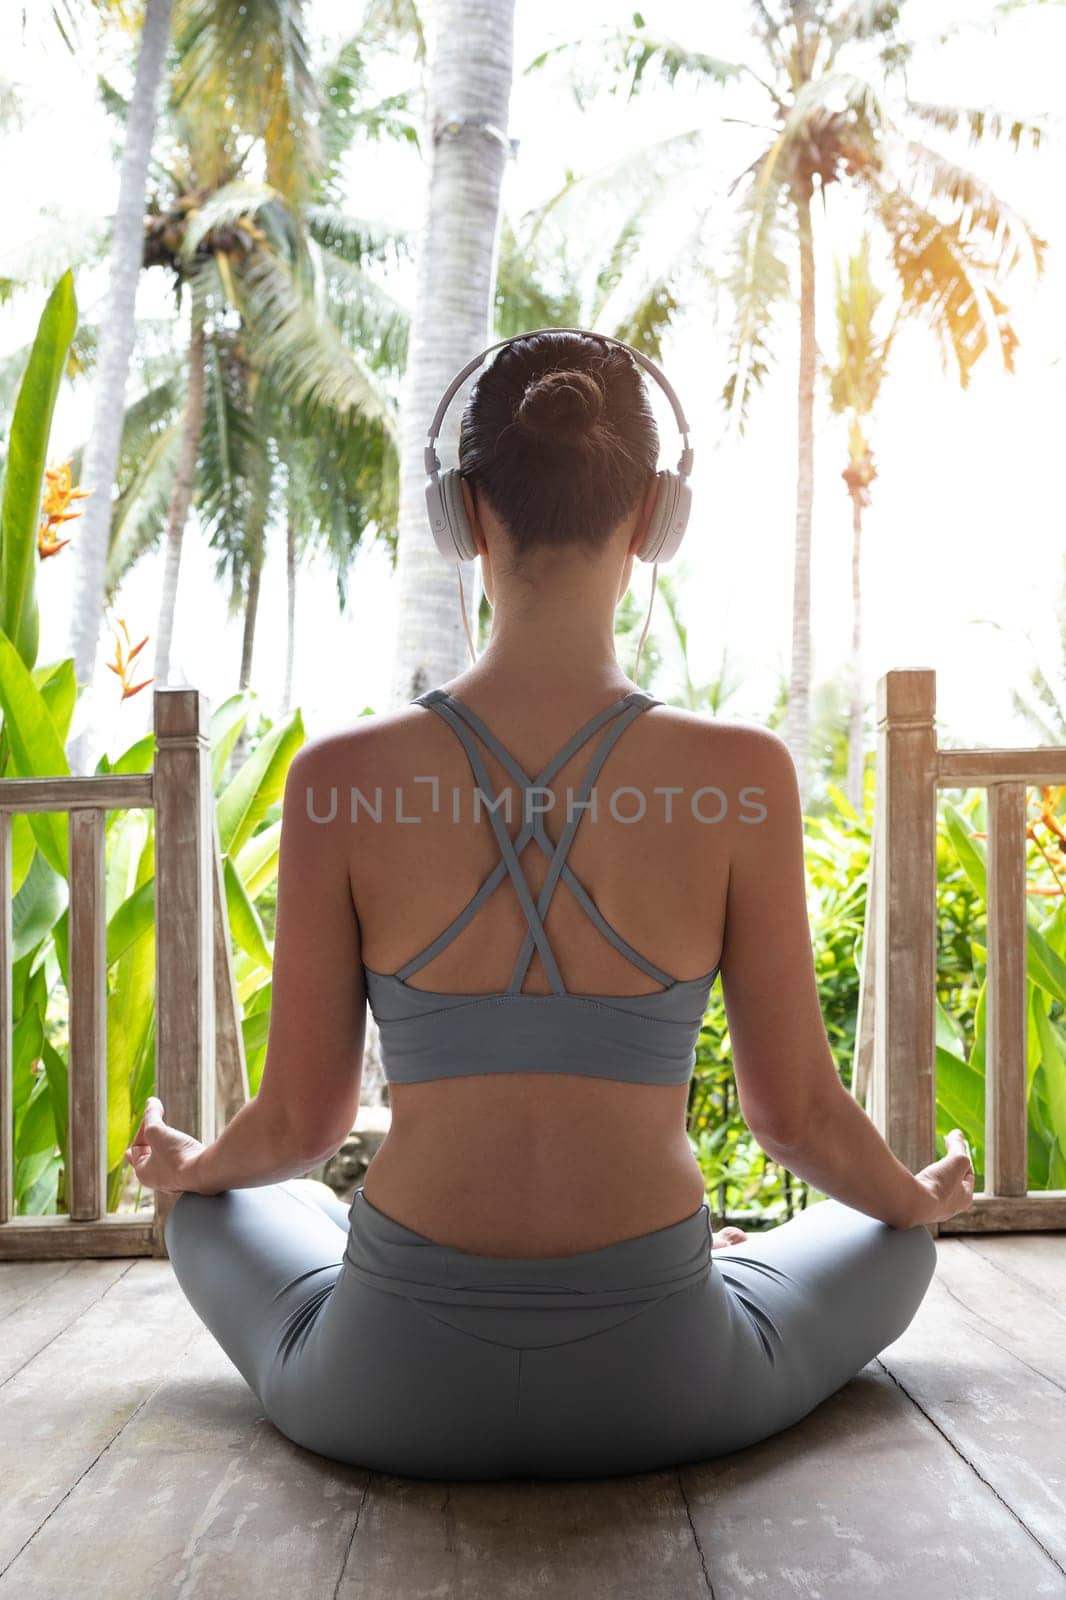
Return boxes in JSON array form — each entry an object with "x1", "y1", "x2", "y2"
[
  {"x1": 125, "y1": 1097, "x2": 207, "y2": 1194},
  {"x1": 711, "y1": 1225, "x2": 748, "y2": 1251}
]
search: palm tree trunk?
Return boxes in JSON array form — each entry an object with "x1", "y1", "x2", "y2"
[
  {"x1": 154, "y1": 317, "x2": 206, "y2": 684},
  {"x1": 387, "y1": 0, "x2": 516, "y2": 708},
  {"x1": 281, "y1": 501, "x2": 296, "y2": 716},
  {"x1": 67, "y1": 0, "x2": 173, "y2": 773},
  {"x1": 239, "y1": 556, "x2": 262, "y2": 692},
  {"x1": 846, "y1": 491, "x2": 865, "y2": 811},
  {"x1": 785, "y1": 181, "x2": 816, "y2": 804}
]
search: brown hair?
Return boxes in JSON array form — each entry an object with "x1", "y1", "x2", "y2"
[{"x1": 456, "y1": 330, "x2": 659, "y2": 559}]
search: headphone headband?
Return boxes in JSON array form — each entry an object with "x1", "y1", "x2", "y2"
[{"x1": 423, "y1": 326, "x2": 694, "y2": 480}]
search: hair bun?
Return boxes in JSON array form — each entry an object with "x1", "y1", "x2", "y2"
[{"x1": 515, "y1": 368, "x2": 605, "y2": 442}]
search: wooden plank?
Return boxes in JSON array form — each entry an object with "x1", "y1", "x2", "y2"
[
  {"x1": 68, "y1": 808, "x2": 107, "y2": 1222},
  {"x1": 939, "y1": 748, "x2": 1066, "y2": 786},
  {"x1": 0, "y1": 1260, "x2": 75, "y2": 1319},
  {"x1": 152, "y1": 688, "x2": 214, "y2": 1255},
  {"x1": 986, "y1": 783, "x2": 1029, "y2": 1197},
  {"x1": 0, "y1": 813, "x2": 11, "y2": 1224},
  {"x1": 0, "y1": 775, "x2": 153, "y2": 813},
  {"x1": 1, "y1": 1324, "x2": 370, "y2": 1599},
  {"x1": 0, "y1": 1259, "x2": 201, "y2": 1576},
  {"x1": 872, "y1": 670, "x2": 938, "y2": 1176},
  {"x1": 0, "y1": 1259, "x2": 132, "y2": 1385},
  {"x1": 0, "y1": 1214, "x2": 154, "y2": 1259},
  {"x1": 954, "y1": 1230, "x2": 1066, "y2": 1299},
  {"x1": 877, "y1": 1238, "x2": 1066, "y2": 1576},
  {"x1": 337, "y1": 1473, "x2": 712, "y2": 1600},
  {"x1": 937, "y1": 1192, "x2": 1066, "y2": 1233},
  {"x1": 682, "y1": 1360, "x2": 1065, "y2": 1599}
]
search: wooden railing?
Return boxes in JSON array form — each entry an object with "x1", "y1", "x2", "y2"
[
  {"x1": 854, "y1": 668, "x2": 1066, "y2": 1234},
  {"x1": 0, "y1": 688, "x2": 248, "y2": 1259}
]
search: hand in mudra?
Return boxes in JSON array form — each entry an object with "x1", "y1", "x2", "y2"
[
  {"x1": 125, "y1": 1096, "x2": 206, "y2": 1194},
  {"x1": 711, "y1": 1225, "x2": 748, "y2": 1250}
]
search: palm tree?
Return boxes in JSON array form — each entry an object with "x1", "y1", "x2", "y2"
[
  {"x1": 66, "y1": 0, "x2": 173, "y2": 773},
  {"x1": 826, "y1": 234, "x2": 897, "y2": 811},
  {"x1": 529, "y1": 3, "x2": 1047, "y2": 800},
  {"x1": 84, "y1": 7, "x2": 411, "y2": 704},
  {"x1": 387, "y1": 0, "x2": 518, "y2": 708}
]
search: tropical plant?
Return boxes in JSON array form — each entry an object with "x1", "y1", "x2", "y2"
[
  {"x1": 688, "y1": 766, "x2": 1066, "y2": 1226},
  {"x1": 0, "y1": 276, "x2": 307, "y2": 1216}
]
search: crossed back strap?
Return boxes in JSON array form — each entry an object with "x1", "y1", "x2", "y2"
[{"x1": 403, "y1": 688, "x2": 671, "y2": 996}]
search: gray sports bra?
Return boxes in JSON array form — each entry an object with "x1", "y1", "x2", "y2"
[{"x1": 362, "y1": 686, "x2": 721, "y2": 1088}]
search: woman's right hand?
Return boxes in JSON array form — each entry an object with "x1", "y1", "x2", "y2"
[{"x1": 911, "y1": 1128, "x2": 976, "y2": 1225}]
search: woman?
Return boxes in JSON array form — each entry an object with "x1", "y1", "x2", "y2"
[{"x1": 132, "y1": 330, "x2": 973, "y2": 1481}]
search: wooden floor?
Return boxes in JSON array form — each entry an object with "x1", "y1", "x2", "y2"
[{"x1": 0, "y1": 1230, "x2": 1064, "y2": 1600}]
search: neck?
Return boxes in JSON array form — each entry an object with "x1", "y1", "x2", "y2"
[{"x1": 466, "y1": 589, "x2": 636, "y2": 702}]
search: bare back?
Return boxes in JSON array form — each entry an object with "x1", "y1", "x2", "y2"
[{"x1": 343, "y1": 679, "x2": 749, "y2": 1255}]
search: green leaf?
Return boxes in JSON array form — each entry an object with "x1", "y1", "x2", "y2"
[
  {"x1": 935, "y1": 1044, "x2": 984, "y2": 1144},
  {"x1": 0, "y1": 270, "x2": 78, "y2": 668},
  {"x1": 231, "y1": 817, "x2": 281, "y2": 899},
  {"x1": 943, "y1": 801, "x2": 987, "y2": 899},
  {"x1": 0, "y1": 627, "x2": 69, "y2": 874},
  {"x1": 108, "y1": 732, "x2": 156, "y2": 775},
  {"x1": 41, "y1": 1040, "x2": 69, "y2": 1173},
  {"x1": 216, "y1": 710, "x2": 304, "y2": 856},
  {"x1": 33, "y1": 658, "x2": 78, "y2": 745},
  {"x1": 209, "y1": 693, "x2": 251, "y2": 787},
  {"x1": 942, "y1": 799, "x2": 1066, "y2": 1004},
  {"x1": 1032, "y1": 998, "x2": 1066, "y2": 1145},
  {"x1": 16, "y1": 1075, "x2": 56, "y2": 1159},
  {"x1": 223, "y1": 856, "x2": 273, "y2": 969},
  {"x1": 11, "y1": 847, "x2": 67, "y2": 960},
  {"x1": 106, "y1": 879, "x2": 155, "y2": 966}
]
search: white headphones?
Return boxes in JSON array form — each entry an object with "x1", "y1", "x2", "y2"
[{"x1": 423, "y1": 326, "x2": 695, "y2": 667}]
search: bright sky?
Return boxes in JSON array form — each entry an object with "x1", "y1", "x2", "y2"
[{"x1": 1, "y1": 0, "x2": 1064, "y2": 760}]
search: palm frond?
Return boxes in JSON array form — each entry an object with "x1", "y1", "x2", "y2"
[
  {"x1": 105, "y1": 420, "x2": 183, "y2": 596},
  {"x1": 317, "y1": 36, "x2": 420, "y2": 196},
  {"x1": 521, "y1": 127, "x2": 706, "y2": 255},
  {"x1": 304, "y1": 206, "x2": 410, "y2": 271},
  {"x1": 722, "y1": 140, "x2": 792, "y2": 430},
  {"x1": 358, "y1": 0, "x2": 427, "y2": 64},
  {"x1": 524, "y1": 22, "x2": 743, "y2": 104},
  {"x1": 230, "y1": 247, "x2": 399, "y2": 439},
  {"x1": 826, "y1": 234, "x2": 894, "y2": 418},
  {"x1": 902, "y1": 139, "x2": 1047, "y2": 279},
  {"x1": 904, "y1": 100, "x2": 1049, "y2": 153},
  {"x1": 0, "y1": 211, "x2": 111, "y2": 287},
  {"x1": 311, "y1": 245, "x2": 410, "y2": 371},
  {"x1": 871, "y1": 182, "x2": 1023, "y2": 385},
  {"x1": 173, "y1": 0, "x2": 324, "y2": 205},
  {"x1": 178, "y1": 181, "x2": 286, "y2": 263}
]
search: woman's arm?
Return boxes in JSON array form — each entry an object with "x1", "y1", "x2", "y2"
[
  {"x1": 188, "y1": 1093, "x2": 352, "y2": 1196},
  {"x1": 129, "y1": 736, "x2": 367, "y2": 1195},
  {"x1": 717, "y1": 727, "x2": 930, "y2": 1230}
]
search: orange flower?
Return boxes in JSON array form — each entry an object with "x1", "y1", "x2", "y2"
[
  {"x1": 106, "y1": 615, "x2": 155, "y2": 701},
  {"x1": 37, "y1": 460, "x2": 90, "y2": 560}
]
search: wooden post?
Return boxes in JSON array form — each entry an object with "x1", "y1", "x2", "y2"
[
  {"x1": 871, "y1": 670, "x2": 938, "y2": 1178},
  {"x1": 986, "y1": 782, "x2": 1029, "y2": 1196},
  {"x1": 68, "y1": 809, "x2": 107, "y2": 1220},
  {"x1": 152, "y1": 689, "x2": 214, "y2": 1253}
]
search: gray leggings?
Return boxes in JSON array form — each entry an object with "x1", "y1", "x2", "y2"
[{"x1": 164, "y1": 1182, "x2": 937, "y2": 1480}]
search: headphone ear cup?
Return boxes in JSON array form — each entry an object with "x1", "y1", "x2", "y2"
[
  {"x1": 426, "y1": 467, "x2": 478, "y2": 563},
  {"x1": 636, "y1": 471, "x2": 691, "y2": 564}
]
